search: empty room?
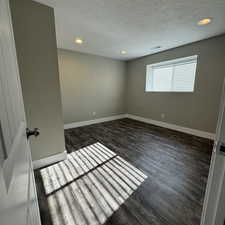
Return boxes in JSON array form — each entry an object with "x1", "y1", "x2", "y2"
[{"x1": 1, "y1": 0, "x2": 225, "y2": 225}]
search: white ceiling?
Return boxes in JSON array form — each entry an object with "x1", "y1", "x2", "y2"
[{"x1": 34, "y1": 0, "x2": 225, "y2": 60}]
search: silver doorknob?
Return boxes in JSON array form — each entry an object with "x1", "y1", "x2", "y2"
[{"x1": 26, "y1": 128, "x2": 40, "y2": 139}]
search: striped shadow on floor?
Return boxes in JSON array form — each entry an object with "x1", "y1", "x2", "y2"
[{"x1": 40, "y1": 142, "x2": 148, "y2": 225}]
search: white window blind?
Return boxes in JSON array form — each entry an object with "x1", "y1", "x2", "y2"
[{"x1": 146, "y1": 55, "x2": 197, "y2": 92}]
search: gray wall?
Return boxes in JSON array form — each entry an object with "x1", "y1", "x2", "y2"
[
  {"x1": 10, "y1": 0, "x2": 65, "y2": 160},
  {"x1": 126, "y1": 35, "x2": 225, "y2": 133},
  {"x1": 58, "y1": 49, "x2": 127, "y2": 124}
]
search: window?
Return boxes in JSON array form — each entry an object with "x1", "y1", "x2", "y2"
[{"x1": 146, "y1": 55, "x2": 198, "y2": 92}]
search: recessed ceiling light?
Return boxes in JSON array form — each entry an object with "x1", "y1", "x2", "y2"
[
  {"x1": 121, "y1": 50, "x2": 127, "y2": 54},
  {"x1": 198, "y1": 18, "x2": 212, "y2": 25},
  {"x1": 75, "y1": 38, "x2": 83, "y2": 44}
]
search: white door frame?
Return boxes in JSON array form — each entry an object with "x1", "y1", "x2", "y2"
[{"x1": 201, "y1": 79, "x2": 225, "y2": 225}]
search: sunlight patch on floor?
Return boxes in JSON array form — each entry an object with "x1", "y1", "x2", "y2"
[{"x1": 40, "y1": 142, "x2": 147, "y2": 225}]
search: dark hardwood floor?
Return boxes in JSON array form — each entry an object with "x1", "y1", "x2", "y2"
[{"x1": 35, "y1": 118, "x2": 213, "y2": 225}]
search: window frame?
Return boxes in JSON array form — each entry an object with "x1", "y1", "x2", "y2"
[{"x1": 145, "y1": 55, "x2": 198, "y2": 93}]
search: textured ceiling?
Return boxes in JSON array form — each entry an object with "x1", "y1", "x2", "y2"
[{"x1": 34, "y1": 0, "x2": 225, "y2": 60}]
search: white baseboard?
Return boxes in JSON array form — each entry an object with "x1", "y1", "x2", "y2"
[
  {"x1": 64, "y1": 114, "x2": 126, "y2": 129},
  {"x1": 63, "y1": 113, "x2": 215, "y2": 140},
  {"x1": 126, "y1": 114, "x2": 215, "y2": 140},
  {"x1": 33, "y1": 151, "x2": 67, "y2": 170}
]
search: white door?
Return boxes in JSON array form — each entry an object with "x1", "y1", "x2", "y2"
[
  {"x1": 201, "y1": 79, "x2": 225, "y2": 225},
  {"x1": 0, "y1": 0, "x2": 41, "y2": 225}
]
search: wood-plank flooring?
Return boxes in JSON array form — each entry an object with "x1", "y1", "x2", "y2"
[{"x1": 35, "y1": 118, "x2": 213, "y2": 225}]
